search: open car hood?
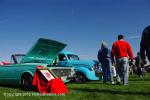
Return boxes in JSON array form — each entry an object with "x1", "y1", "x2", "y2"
[{"x1": 21, "y1": 38, "x2": 66, "y2": 64}]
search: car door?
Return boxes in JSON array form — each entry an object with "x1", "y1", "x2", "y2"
[{"x1": 0, "y1": 65, "x2": 16, "y2": 85}]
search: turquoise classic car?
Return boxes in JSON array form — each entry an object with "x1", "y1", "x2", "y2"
[
  {"x1": 0, "y1": 38, "x2": 75, "y2": 90},
  {"x1": 57, "y1": 51, "x2": 101, "y2": 83}
]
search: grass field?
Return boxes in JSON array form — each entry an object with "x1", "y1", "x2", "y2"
[{"x1": 1, "y1": 74, "x2": 150, "y2": 100}]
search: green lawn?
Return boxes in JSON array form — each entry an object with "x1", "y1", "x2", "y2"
[{"x1": 1, "y1": 74, "x2": 150, "y2": 100}]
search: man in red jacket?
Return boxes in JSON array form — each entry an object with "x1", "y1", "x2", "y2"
[{"x1": 111, "y1": 34, "x2": 134, "y2": 85}]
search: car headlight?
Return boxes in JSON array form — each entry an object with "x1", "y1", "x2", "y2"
[
  {"x1": 93, "y1": 63, "x2": 100, "y2": 71},
  {"x1": 88, "y1": 66, "x2": 94, "y2": 71}
]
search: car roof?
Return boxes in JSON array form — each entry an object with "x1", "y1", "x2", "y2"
[{"x1": 60, "y1": 51, "x2": 77, "y2": 55}]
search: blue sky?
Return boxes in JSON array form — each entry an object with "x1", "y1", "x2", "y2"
[{"x1": 0, "y1": 0, "x2": 150, "y2": 61}]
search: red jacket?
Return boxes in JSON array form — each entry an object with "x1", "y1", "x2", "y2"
[{"x1": 111, "y1": 40, "x2": 134, "y2": 61}]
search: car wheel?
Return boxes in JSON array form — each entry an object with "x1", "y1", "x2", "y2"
[
  {"x1": 74, "y1": 72, "x2": 87, "y2": 83},
  {"x1": 21, "y1": 74, "x2": 33, "y2": 91}
]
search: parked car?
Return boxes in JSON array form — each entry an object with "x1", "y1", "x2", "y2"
[
  {"x1": 0, "y1": 38, "x2": 75, "y2": 90},
  {"x1": 56, "y1": 51, "x2": 102, "y2": 83}
]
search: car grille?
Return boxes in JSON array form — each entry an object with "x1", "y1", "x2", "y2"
[{"x1": 50, "y1": 69, "x2": 71, "y2": 78}]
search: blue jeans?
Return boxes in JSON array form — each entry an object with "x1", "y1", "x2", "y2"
[
  {"x1": 101, "y1": 58, "x2": 113, "y2": 83},
  {"x1": 116, "y1": 57, "x2": 129, "y2": 85}
]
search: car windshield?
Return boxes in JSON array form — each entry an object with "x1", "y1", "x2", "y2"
[
  {"x1": 10, "y1": 55, "x2": 25, "y2": 64},
  {"x1": 15, "y1": 55, "x2": 25, "y2": 63},
  {"x1": 67, "y1": 54, "x2": 80, "y2": 60}
]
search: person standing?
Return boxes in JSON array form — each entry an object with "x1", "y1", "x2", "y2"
[
  {"x1": 111, "y1": 34, "x2": 134, "y2": 85},
  {"x1": 97, "y1": 41, "x2": 114, "y2": 84},
  {"x1": 140, "y1": 25, "x2": 150, "y2": 64},
  {"x1": 135, "y1": 52, "x2": 145, "y2": 78}
]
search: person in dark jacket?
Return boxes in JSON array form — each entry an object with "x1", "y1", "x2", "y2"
[
  {"x1": 135, "y1": 52, "x2": 145, "y2": 78},
  {"x1": 97, "y1": 41, "x2": 114, "y2": 84},
  {"x1": 140, "y1": 25, "x2": 150, "y2": 64}
]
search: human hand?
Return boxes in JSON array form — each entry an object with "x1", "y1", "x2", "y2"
[
  {"x1": 112, "y1": 62, "x2": 115, "y2": 67},
  {"x1": 129, "y1": 60, "x2": 133, "y2": 66},
  {"x1": 143, "y1": 59, "x2": 147, "y2": 65}
]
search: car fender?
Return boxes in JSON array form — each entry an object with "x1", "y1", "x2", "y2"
[
  {"x1": 19, "y1": 71, "x2": 34, "y2": 85},
  {"x1": 74, "y1": 66, "x2": 99, "y2": 80}
]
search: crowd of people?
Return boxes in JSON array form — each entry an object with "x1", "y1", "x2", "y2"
[{"x1": 97, "y1": 25, "x2": 150, "y2": 85}]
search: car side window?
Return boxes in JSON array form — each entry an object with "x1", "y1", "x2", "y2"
[{"x1": 58, "y1": 54, "x2": 67, "y2": 61}]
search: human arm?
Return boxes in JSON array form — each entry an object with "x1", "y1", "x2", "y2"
[
  {"x1": 140, "y1": 32, "x2": 147, "y2": 64},
  {"x1": 111, "y1": 43, "x2": 115, "y2": 64},
  {"x1": 126, "y1": 42, "x2": 134, "y2": 62}
]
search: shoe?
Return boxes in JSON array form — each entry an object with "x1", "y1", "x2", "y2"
[
  {"x1": 111, "y1": 81, "x2": 115, "y2": 85},
  {"x1": 116, "y1": 82, "x2": 121, "y2": 85},
  {"x1": 103, "y1": 81, "x2": 106, "y2": 84}
]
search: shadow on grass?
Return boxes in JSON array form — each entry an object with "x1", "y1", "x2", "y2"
[
  {"x1": 78, "y1": 82, "x2": 103, "y2": 85},
  {"x1": 0, "y1": 85, "x2": 37, "y2": 92},
  {"x1": 69, "y1": 88, "x2": 150, "y2": 96},
  {"x1": 129, "y1": 78, "x2": 150, "y2": 82},
  {"x1": 0, "y1": 85, "x2": 22, "y2": 89},
  {"x1": 69, "y1": 81, "x2": 103, "y2": 85}
]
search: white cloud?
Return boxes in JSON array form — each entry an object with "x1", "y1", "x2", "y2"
[{"x1": 127, "y1": 35, "x2": 140, "y2": 39}]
